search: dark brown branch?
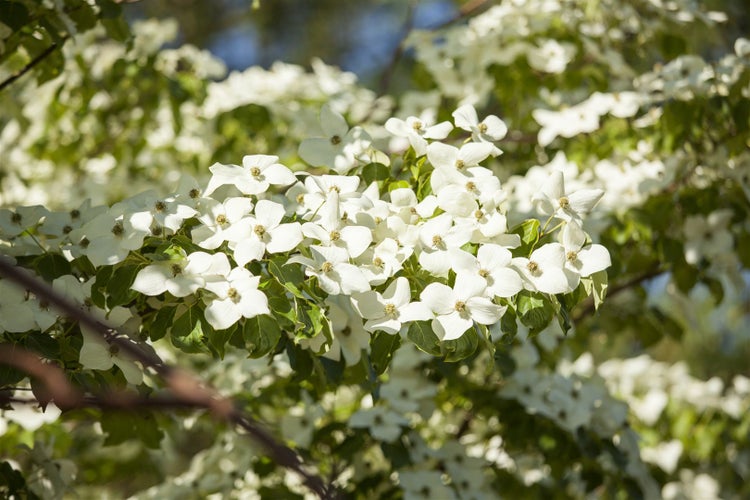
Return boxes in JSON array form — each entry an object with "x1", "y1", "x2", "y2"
[
  {"x1": 0, "y1": 257, "x2": 336, "y2": 499},
  {"x1": 0, "y1": 36, "x2": 70, "y2": 93}
]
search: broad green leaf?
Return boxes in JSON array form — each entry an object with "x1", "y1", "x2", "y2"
[
  {"x1": 407, "y1": 320, "x2": 441, "y2": 356},
  {"x1": 170, "y1": 305, "x2": 209, "y2": 354},
  {"x1": 34, "y1": 253, "x2": 71, "y2": 282},
  {"x1": 516, "y1": 291, "x2": 554, "y2": 332},
  {"x1": 442, "y1": 326, "x2": 479, "y2": 362},
  {"x1": 106, "y1": 264, "x2": 142, "y2": 307},
  {"x1": 148, "y1": 306, "x2": 176, "y2": 341},
  {"x1": 369, "y1": 331, "x2": 401, "y2": 375},
  {"x1": 241, "y1": 314, "x2": 282, "y2": 358},
  {"x1": 362, "y1": 162, "x2": 390, "y2": 184},
  {"x1": 510, "y1": 219, "x2": 540, "y2": 257},
  {"x1": 268, "y1": 256, "x2": 305, "y2": 298}
]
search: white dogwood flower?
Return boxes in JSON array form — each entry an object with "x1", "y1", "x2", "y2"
[
  {"x1": 203, "y1": 267, "x2": 269, "y2": 330},
  {"x1": 351, "y1": 277, "x2": 431, "y2": 334},
  {"x1": 298, "y1": 104, "x2": 371, "y2": 174},
  {"x1": 204, "y1": 154, "x2": 296, "y2": 196},
  {"x1": 419, "y1": 273, "x2": 504, "y2": 341}
]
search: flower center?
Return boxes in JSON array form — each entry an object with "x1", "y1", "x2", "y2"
[
  {"x1": 479, "y1": 268, "x2": 490, "y2": 278},
  {"x1": 227, "y1": 287, "x2": 240, "y2": 303},
  {"x1": 70, "y1": 209, "x2": 81, "y2": 220},
  {"x1": 566, "y1": 251, "x2": 578, "y2": 262},
  {"x1": 373, "y1": 257, "x2": 383, "y2": 267},
  {"x1": 432, "y1": 235, "x2": 443, "y2": 248},
  {"x1": 474, "y1": 209, "x2": 484, "y2": 220},
  {"x1": 558, "y1": 196, "x2": 570, "y2": 209},
  {"x1": 250, "y1": 166, "x2": 261, "y2": 177},
  {"x1": 454, "y1": 300, "x2": 466, "y2": 312},
  {"x1": 189, "y1": 188, "x2": 201, "y2": 199},
  {"x1": 455, "y1": 159, "x2": 465, "y2": 170},
  {"x1": 10, "y1": 212, "x2": 21, "y2": 225},
  {"x1": 216, "y1": 214, "x2": 228, "y2": 226},
  {"x1": 526, "y1": 261, "x2": 541, "y2": 275},
  {"x1": 171, "y1": 263, "x2": 183, "y2": 277},
  {"x1": 296, "y1": 193, "x2": 305, "y2": 204},
  {"x1": 412, "y1": 120, "x2": 424, "y2": 131},
  {"x1": 330, "y1": 135, "x2": 342, "y2": 145},
  {"x1": 321, "y1": 261, "x2": 334, "y2": 273},
  {"x1": 154, "y1": 200, "x2": 167, "y2": 212},
  {"x1": 254, "y1": 224, "x2": 266, "y2": 236},
  {"x1": 384, "y1": 303, "x2": 397, "y2": 316},
  {"x1": 329, "y1": 230, "x2": 341, "y2": 241},
  {"x1": 465, "y1": 181, "x2": 476, "y2": 191},
  {"x1": 111, "y1": 222, "x2": 124, "y2": 237},
  {"x1": 329, "y1": 185, "x2": 340, "y2": 193},
  {"x1": 478, "y1": 122, "x2": 488, "y2": 134}
]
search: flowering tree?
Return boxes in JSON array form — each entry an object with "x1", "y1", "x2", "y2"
[{"x1": 1, "y1": 1, "x2": 749, "y2": 498}]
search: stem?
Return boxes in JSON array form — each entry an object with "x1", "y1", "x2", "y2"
[{"x1": 0, "y1": 36, "x2": 70, "y2": 93}]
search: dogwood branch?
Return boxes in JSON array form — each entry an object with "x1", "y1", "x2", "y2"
[{"x1": 0, "y1": 256, "x2": 337, "y2": 500}]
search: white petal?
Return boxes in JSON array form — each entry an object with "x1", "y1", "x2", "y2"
[
  {"x1": 435, "y1": 312, "x2": 472, "y2": 341},
  {"x1": 576, "y1": 244, "x2": 611, "y2": 277},
  {"x1": 351, "y1": 291, "x2": 386, "y2": 320},
  {"x1": 420, "y1": 283, "x2": 455, "y2": 314},
  {"x1": 204, "y1": 298, "x2": 241, "y2": 330},
  {"x1": 466, "y1": 297, "x2": 504, "y2": 325},
  {"x1": 132, "y1": 265, "x2": 170, "y2": 296},
  {"x1": 266, "y1": 223, "x2": 303, "y2": 253},
  {"x1": 452, "y1": 104, "x2": 479, "y2": 130}
]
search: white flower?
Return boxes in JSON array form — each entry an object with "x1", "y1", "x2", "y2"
[
  {"x1": 191, "y1": 197, "x2": 254, "y2": 250},
  {"x1": 560, "y1": 223, "x2": 612, "y2": 288},
  {"x1": 0, "y1": 279, "x2": 37, "y2": 333},
  {"x1": 73, "y1": 210, "x2": 152, "y2": 267},
  {"x1": 419, "y1": 273, "x2": 504, "y2": 341},
  {"x1": 426, "y1": 141, "x2": 494, "y2": 172},
  {"x1": 224, "y1": 199, "x2": 303, "y2": 266},
  {"x1": 384, "y1": 114, "x2": 453, "y2": 156},
  {"x1": 298, "y1": 104, "x2": 372, "y2": 174},
  {"x1": 512, "y1": 243, "x2": 573, "y2": 294},
  {"x1": 452, "y1": 104, "x2": 507, "y2": 156},
  {"x1": 204, "y1": 155, "x2": 296, "y2": 197},
  {"x1": 532, "y1": 103, "x2": 601, "y2": 146},
  {"x1": 323, "y1": 295, "x2": 371, "y2": 366},
  {"x1": 79, "y1": 306, "x2": 143, "y2": 385},
  {"x1": 351, "y1": 277, "x2": 432, "y2": 334},
  {"x1": 532, "y1": 170, "x2": 603, "y2": 224},
  {"x1": 349, "y1": 406, "x2": 408, "y2": 442},
  {"x1": 292, "y1": 245, "x2": 370, "y2": 295},
  {"x1": 417, "y1": 213, "x2": 473, "y2": 277},
  {"x1": 203, "y1": 267, "x2": 269, "y2": 330},
  {"x1": 132, "y1": 250, "x2": 228, "y2": 297},
  {"x1": 451, "y1": 244, "x2": 523, "y2": 298},
  {"x1": 526, "y1": 39, "x2": 576, "y2": 74}
]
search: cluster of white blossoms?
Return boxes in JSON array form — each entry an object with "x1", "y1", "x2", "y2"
[{"x1": 0, "y1": 103, "x2": 612, "y2": 396}]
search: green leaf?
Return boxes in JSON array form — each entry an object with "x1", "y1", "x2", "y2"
[
  {"x1": 170, "y1": 305, "x2": 209, "y2": 354},
  {"x1": 148, "y1": 306, "x2": 176, "y2": 341},
  {"x1": 407, "y1": 320, "x2": 441, "y2": 356},
  {"x1": 91, "y1": 265, "x2": 114, "y2": 309},
  {"x1": 362, "y1": 162, "x2": 390, "y2": 184},
  {"x1": 0, "y1": 1, "x2": 30, "y2": 31},
  {"x1": 387, "y1": 180, "x2": 410, "y2": 191},
  {"x1": 106, "y1": 264, "x2": 142, "y2": 307},
  {"x1": 510, "y1": 219, "x2": 540, "y2": 256},
  {"x1": 516, "y1": 291, "x2": 554, "y2": 332},
  {"x1": 101, "y1": 412, "x2": 163, "y2": 449},
  {"x1": 241, "y1": 314, "x2": 282, "y2": 358},
  {"x1": 442, "y1": 327, "x2": 479, "y2": 362},
  {"x1": 370, "y1": 331, "x2": 401, "y2": 375},
  {"x1": 33, "y1": 253, "x2": 71, "y2": 282},
  {"x1": 582, "y1": 270, "x2": 608, "y2": 311},
  {"x1": 95, "y1": 0, "x2": 130, "y2": 42},
  {"x1": 268, "y1": 256, "x2": 305, "y2": 298}
]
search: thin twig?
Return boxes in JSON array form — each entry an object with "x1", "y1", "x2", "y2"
[
  {"x1": 0, "y1": 36, "x2": 70, "y2": 93},
  {"x1": 0, "y1": 257, "x2": 336, "y2": 499}
]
